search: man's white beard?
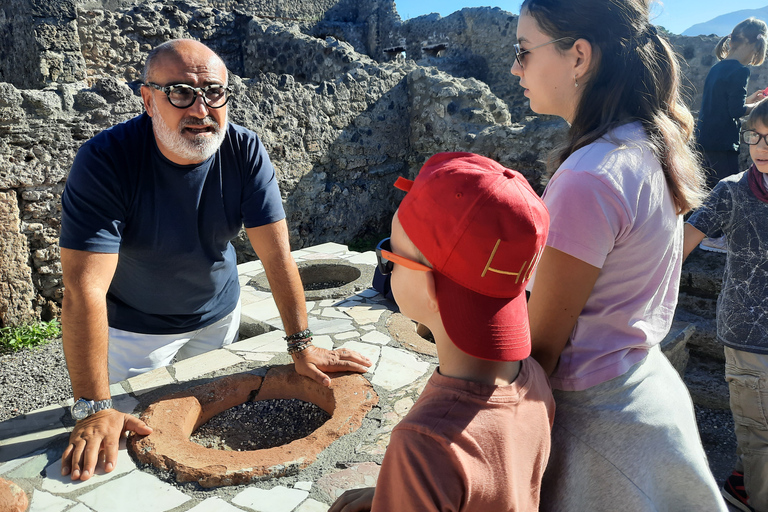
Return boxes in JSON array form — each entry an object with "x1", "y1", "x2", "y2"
[{"x1": 151, "y1": 102, "x2": 227, "y2": 163}]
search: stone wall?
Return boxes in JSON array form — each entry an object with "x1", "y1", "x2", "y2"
[
  {"x1": 395, "y1": 11, "x2": 768, "y2": 122},
  {"x1": 0, "y1": 0, "x2": 561, "y2": 325},
  {"x1": 1, "y1": 0, "x2": 765, "y2": 326},
  {"x1": 0, "y1": 0, "x2": 86, "y2": 88}
]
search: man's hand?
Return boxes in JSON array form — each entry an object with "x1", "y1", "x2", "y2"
[
  {"x1": 293, "y1": 345, "x2": 372, "y2": 387},
  {"x1": 328, "y1": 487, "x2": 375, "y2": 512},
  {"x1": 61, "y1": 409, "x2": 153, "y2": 481}
]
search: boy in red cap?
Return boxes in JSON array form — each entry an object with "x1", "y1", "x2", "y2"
[{"x1": 329, "y1": 152, "x2": 555, "y2": 512}]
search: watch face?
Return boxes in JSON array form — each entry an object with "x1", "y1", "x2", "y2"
[{"x1": 72, "y1": 400, "x2": 91, "y2": 420}]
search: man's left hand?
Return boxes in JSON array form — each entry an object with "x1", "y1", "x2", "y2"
[{"x1": 292, "y1": 345, "x2": 371, "y2": 386}]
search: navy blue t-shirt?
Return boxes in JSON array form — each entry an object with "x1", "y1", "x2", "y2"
[
  {"x1": 60, "y1": 113, "x2": 285, "y2": 334},
  {"x1": 695, "y1": 59, "x2": 750, "y2": 152}
]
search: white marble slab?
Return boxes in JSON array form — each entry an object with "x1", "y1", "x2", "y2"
[
  {"x1": 231, "y1": 486, "x2": 309, "y2": 512},
  {"x1": 371, "y1": 346, "x2": 430, "y2": 390}
]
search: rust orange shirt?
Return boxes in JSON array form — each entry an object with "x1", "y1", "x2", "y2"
[{"x1": 372, "y1": 358, "x2": 554, "y2": 512}]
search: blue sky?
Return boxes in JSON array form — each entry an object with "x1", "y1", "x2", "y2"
[{"x1": 394, "y1": 1, "x2": 768, "y2": 35}]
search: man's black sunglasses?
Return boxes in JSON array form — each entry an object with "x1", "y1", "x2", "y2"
[{"x1": 144, "y1": 82, "x2": 231, "y2": 109}]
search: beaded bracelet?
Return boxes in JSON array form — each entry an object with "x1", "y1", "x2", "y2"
[
  {"x1": 287, "y1": 336, "x2": 312, "y2": 348},
  {"x1": 284, "y1": 328, "x2": 312, "y2": 342},
  {"x1": 287, "y1": 339, "x2": 313, "y2": 354}
]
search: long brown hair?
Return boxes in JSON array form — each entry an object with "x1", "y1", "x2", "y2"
[
  {"x1": 521, "y1": 0, "x2": 705, "y2": 214},
  {"x1": 715, "y1": 18, "x2": 768, "y2": 65}
]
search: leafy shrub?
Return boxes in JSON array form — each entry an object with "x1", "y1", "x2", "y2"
[{"x1": 0, "y1": 320, "x2": 61, "y2": 352}]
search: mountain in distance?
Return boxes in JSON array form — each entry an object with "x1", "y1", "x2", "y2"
[{"x1": 682, "y1": 6, "x2": 768, "y2": 36}]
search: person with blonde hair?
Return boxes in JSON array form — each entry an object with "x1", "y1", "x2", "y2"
[
  {"x1": 512, "y1": 0, "x2": 726, "y2": 509},
  {"x1": 696, "y1": 17, "x2": 768, "y2": 252}
]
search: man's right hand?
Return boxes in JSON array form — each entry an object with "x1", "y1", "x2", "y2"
[{"x1": 61, "y1": 409, "x2": 153, "y2": 481}]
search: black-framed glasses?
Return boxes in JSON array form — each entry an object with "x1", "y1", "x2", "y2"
[
  {"x1": 375, "y1": 238, "x2": 432, "y2": 275},
  {"x1": 513, "y1": 36, "x2": 575, "y2": 68},
  {"x1": 741, "y1": 130, "x2": 768, "y2": 146},
  {"x1": 144, "y1": 82, "x2": 231, "y2": 109}
]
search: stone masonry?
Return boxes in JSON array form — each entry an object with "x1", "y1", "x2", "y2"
[{"x1": 1, "y1": 0, "x2": 765, "y2": 326}]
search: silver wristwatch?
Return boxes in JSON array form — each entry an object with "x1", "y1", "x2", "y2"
[{"x1": 71, "y1": 398, "x2": 113, "y2": 421}]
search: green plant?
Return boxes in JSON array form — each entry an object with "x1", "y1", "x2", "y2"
[{"x1": 0, "y1": 319, "x2": 61, "y2": 352}]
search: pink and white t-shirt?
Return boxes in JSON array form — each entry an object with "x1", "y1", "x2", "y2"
[{"x1": 534, "y1": 121, "x2": 683, "y2": 391}]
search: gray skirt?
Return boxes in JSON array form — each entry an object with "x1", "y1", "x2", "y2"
[{"x1": 540, "y1": 345, "x2": 727, "y2": 512}]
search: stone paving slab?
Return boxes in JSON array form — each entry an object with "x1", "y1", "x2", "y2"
[
  {"x1": 343, "y1": 304, "x2": 388, "y2": 325},
  {"x1": 232, "y1": 486, "x2": 309, "y2": 512},
  {"x1": 371, "y1": 346, "x2": 431, "y2": 390},
  {"x1": 229, "y1": 330, "x2": 285, "y2": 353},
  {"x1": 126, "y1": 366, "x2": 175, "y2": 396},
  {"x1": 336, "y1": 341, "x2": 381, "y2": 372},
  {"x1": 0, "y1": 245, "x2": 442, "y2": 512},
  {"x1": 315, "y1": 462, "x2": 380, "y2": 503},
  {"x1": 294, "y1": 498, "x2": 329, "y2": 512},
  {"x1": 42, "y1": 440, "x2": 136, "y2": 494},
  {"x1": 28, "y1": 490, "x2": 74, "y2": 511},
  {"x1": 77, "y1": 471, "x2": 191, "y2": 512},
  {"x1": 172, "y1": 348, "x2": 245, "y2": 383},
  {"x1": 187, "y1": 497, "x2": 243, "y2": 512},
  {"x1": 0, "y1": 428, "x2": 70, "y2": 464},
  {"x1": 3, "y1": 451, "x2": 57, "y2": 481}
]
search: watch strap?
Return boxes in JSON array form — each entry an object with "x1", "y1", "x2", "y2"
[
  {"x1": 72, "y1": 398, "x2": 113, "y2": 420},
  {"x1": 91, "y1": 398, "x2": 113, "y2": 413}
]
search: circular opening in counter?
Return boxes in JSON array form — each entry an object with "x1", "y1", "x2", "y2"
[
  {"x1": 129, "y1": 366, "x2": 378, "y2": 488},
  {"x1": 248, "y1": 259, "x2": 374, "y2": 300}
]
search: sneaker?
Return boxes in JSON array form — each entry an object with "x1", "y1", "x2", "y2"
[
  {"x1": 722, "y1": 471, "x2": 754, "y2": 512},
  {"x1": 699, "y1": 235, "x2": 728, "y2": 254}
]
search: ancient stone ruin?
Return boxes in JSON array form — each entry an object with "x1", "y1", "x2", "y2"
[{"x1": 0, "y1": 0, "x2": 762, "y2": 332}]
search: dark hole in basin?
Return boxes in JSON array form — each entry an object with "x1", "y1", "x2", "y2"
[
  {"x1": 190, "y1": 398, "x2": 331, "y2": 451},
  {"x1": 248, "y1": 260, "x2": 373, "y2": 299},
  {"x1": 298, "y1": 263, "x2": 360, "y2": 290},
  {"x1": 303, "y1": 279, "x2": 348, "y2": 291}
]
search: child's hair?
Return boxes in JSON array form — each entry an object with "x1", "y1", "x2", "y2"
[
  {"x1": 715, "y1": 18, "x2": 768, "y2": 65},
  {"x1": 745, "y1": 98, "x2": 768, "y2": 130},
  {"x1": 520, "y1": 0, "x2": 705, "y2": 214}
]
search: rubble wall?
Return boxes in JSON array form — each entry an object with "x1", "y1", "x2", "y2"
[{"x1": 0, "y1": 0, "x2": 763, "y2": 325}]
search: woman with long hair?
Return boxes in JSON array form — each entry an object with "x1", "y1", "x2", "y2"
[
  {"x1": 514, "y1": 0, "x2": 727, "y2": 509},
  {"x1": 697, "y1": 17, "x2": 767, "y2": 190}
]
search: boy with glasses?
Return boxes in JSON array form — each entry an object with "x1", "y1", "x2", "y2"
[
  {"x1": 330, "y1": 152, "x2": 555, "y2": 512},
  {"x1": 684, "y1": 100, "x2": 768, "y2": 512}
]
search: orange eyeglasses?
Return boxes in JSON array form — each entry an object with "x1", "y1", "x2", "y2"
[{"x1": 375, "y1": 238, "x2": 432, "y2": 275}]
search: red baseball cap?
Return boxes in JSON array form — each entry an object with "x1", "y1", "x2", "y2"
[{"x1": 395, "y1": 152, "x2": 549, "y2": 361}]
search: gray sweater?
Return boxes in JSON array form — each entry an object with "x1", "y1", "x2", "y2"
[{"x1": 688, "y1": 170, "x2": 768, "y2": 354}]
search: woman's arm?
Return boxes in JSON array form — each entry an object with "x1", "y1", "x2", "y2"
[{"x1": 527, "y1": 246, "x2": 601, "y2": 375}]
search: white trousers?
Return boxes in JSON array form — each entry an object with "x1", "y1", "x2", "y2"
[{"x1": 107, "y1": 300, "x2": 241, "y2": 383}]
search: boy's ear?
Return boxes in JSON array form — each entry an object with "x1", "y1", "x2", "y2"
[{"x1": 424, "y1": 271, "x2": 439, "y2": 313}]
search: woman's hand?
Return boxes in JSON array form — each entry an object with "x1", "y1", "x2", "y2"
[{"x1": 747, "y1": 89, "x2": 766, "y2": 104}]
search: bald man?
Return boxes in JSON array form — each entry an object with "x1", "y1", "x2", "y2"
[{"x1": 59, "y1": 39, "x2": 371, "y2": 481}]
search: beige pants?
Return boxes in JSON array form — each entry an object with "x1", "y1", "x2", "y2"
[{"x1": 725, "y1": 346, "x2": 768, "y2": 512}]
